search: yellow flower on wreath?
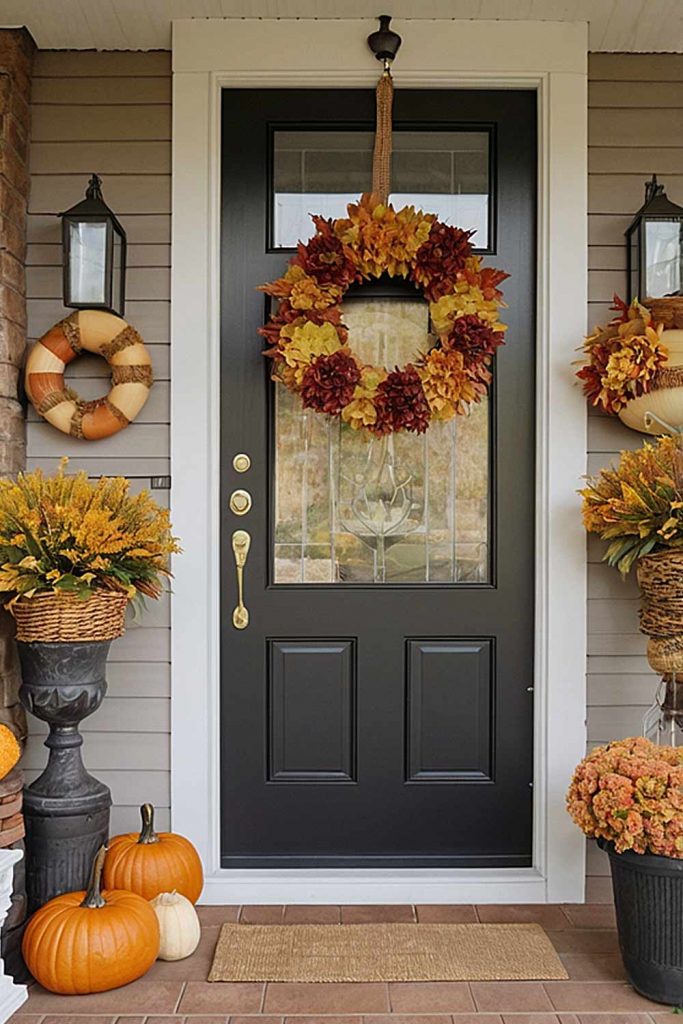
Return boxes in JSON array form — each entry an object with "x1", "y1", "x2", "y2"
[
  {"x1": 419, "y1": 348, "x2": 481, "y2": 420},
  {"x1": 278, "y1": 320, "x2": 343, "y2": 386},
  {"x1": 286, "y1": 266, "x2": 343, "y2": 311},
  {"x1": 341, "y1": 366, "x2": 387, "y2": 430},
  {"x1": 430, "y1": 281, "x2": 507, "y2": 337}
]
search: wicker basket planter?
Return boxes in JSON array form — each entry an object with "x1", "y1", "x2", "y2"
[
  {"x1": 646, "y1": 297, "x2": 683, "y2": 331},
  {"x1": 11, "y1": 591, "x2": 128, "y2": 644},
  {"x1": 637, "y1": 550, "x2": 683, "y2": 674}
]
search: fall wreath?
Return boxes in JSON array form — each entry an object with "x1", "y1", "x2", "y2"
[{"x1": 259, "y1": 192, "x2": 509, "y2": 436}]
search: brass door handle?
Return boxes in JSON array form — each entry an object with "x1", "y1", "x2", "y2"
[{"x1": 231, "y1": 529, "x2": 251, "y2": 630}]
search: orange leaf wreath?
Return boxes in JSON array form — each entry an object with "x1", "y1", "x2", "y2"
[{"x1": 259, "y1": 193, "x2": 509, "y2": 435}]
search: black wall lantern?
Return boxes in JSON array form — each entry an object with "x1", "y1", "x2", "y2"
[
  {"x1": 60, "y1": 174, "x2": 127, "y2": 316},
  {"x1": 626, "y1": 174, "x2": 683, "y2": 303}
]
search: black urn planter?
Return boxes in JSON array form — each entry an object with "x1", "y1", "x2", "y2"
[
  {"x1": 600, "y1": 837, "x2": 683, "y2": 1006},
  {"x1": 18, "y1": 641, "x2": 112, "y2": 912}
]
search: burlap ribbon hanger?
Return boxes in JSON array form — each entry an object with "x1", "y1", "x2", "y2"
[{"x1": 371, "y1": 67, "x2": 394, "y2": 204}]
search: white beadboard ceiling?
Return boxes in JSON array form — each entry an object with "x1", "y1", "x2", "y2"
[{"x1": 0, "y1": 0, "x2": 682, "y2": 53}]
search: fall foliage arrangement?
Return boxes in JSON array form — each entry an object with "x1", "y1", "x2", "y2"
[
  {"x1": 576, "y1": 296, "x2": 667, "y2": 415},
  {"x1": 580, "y1": 435, "x2": 683, "y2": 575},
  {"x1": 0, "y1": 460, "x2": 179, "y2": 604},
  {"x1": 260, "y1": 193, "x2": 508, "y2": 435},
  {"x1": 567, "y1": 736, "x2": 683, "y2": 859}
]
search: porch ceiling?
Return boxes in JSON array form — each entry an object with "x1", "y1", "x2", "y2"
[{"x1": 0, "y1": 0, "x2": 682, "y2": 53}]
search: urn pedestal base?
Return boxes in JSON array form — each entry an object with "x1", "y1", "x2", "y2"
[{"x1": 17, "y1": 641, "x2": 112, "y2": 913}]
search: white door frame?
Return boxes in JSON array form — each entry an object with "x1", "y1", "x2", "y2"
[{"x1": 170, "y1": 17, "x2": 588, "y2": 904}]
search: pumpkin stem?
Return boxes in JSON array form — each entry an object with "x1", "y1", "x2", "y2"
[
  {"x1": 81, "y1": 845, "x2": 107, "y2": 909},
  {"x1": 138, "y1": 802, "x2": 160, "y2": 845}
]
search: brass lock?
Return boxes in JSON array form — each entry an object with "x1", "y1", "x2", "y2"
[{"x1": 229, "y1": 488, "x2": 252, "y2": 516}]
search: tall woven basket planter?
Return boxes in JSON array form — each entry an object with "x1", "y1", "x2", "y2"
[
  {"x1": 13, "y1": 591, "x2": 128, "y2": 912},
  {"x1": 637, "y1": 550, "x2": 683, "y2": 676},
  {"x1": 600, "y1": 839, "x2": 683, "y2": 1006}
]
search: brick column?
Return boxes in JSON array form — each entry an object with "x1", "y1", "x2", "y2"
[
  {"x1": 0, "y1": 31, "x2": 34, "y2": 980},
  {"x1": 0, "y1": 29, "x2": 35, "y2": 746}
]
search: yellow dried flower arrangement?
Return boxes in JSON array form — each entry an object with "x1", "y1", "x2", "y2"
[
  {"x1": 580, "y1": 435, "x2": 683, "y2": 575},
  {"x1": 0, "y1": 459, "x2": 180, "y2": 605}
]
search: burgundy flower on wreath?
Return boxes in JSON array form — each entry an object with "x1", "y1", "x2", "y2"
[
  {"x1": 294, "y1": 216, "x2": 359, "y2": 289},
  {"x1": 444, "y1": 314, "x2": 505, "y2": 370},
  {"x1": 372, "y1": 365, "x2": 431, "y2": 436},
  {"x1": 301, "y1": 350, "x2": 361, "y2": 415},
  {"x1": 411, "y1": 223, "x2": 474, "y2": 301}
]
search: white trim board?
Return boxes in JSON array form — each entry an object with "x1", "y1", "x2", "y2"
[{"x1": 171, "y1": 17, "x2": 588, "y2": 904}]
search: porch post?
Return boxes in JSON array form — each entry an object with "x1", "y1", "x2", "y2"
[
  {"x1": 0, "y1": 27, "x2": 35, "y2": 744},
  {"x1": 0, "y1": 26, "x2": 36, "y2": 981}
]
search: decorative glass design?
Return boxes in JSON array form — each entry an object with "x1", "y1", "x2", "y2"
[{"x1": 273, "y1": 296, "x2": 490, "y2": 584}]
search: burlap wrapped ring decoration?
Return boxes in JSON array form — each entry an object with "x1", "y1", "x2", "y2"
[
  {"x1": 25, "y1": 310, "x2": 153, "y2": 440},
  {"x1": 637, "y1": 550, "x2": 683, "y2": 673}
]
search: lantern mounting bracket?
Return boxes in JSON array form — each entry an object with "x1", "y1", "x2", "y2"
[{"x1": 85, "y1": 173, "x2": 104, "y2": 201}]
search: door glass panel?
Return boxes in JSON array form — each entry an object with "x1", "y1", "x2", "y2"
[
  {"x1": 273, "y1": 296, "x2": 490, "y2": 584},
  {"x1": 272, "y1": 130, "x2": 490, "y2": 250}
]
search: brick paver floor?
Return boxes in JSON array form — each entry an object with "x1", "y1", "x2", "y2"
[{"x1": 10, "y1": 903, "x2": 678, "y2": 1022}]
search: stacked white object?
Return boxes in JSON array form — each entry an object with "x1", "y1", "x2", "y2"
[{"x1": 0, "y1": 849, "x2": 26, "y2": 1023}]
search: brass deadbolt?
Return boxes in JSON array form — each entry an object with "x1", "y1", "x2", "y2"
[
  {"x1": 229, "y1": 488, "x2": 252, "y2": 516},
  {"x1": 232, "y1": 453, "x2": 251, "y2": 473}
]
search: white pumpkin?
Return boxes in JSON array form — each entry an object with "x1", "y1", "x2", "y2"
[
  {"x1": 150, "y1": 890, "x2": 201, "y2": 961},
  {"x1": 619, "y1": 329, "x2": 683, "y2": 434}
]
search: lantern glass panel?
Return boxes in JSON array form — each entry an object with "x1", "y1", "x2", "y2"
[
  {"x1": 68, "y1": 219, "x2": 107, "y2": 305},
  {"x1": 645, "y1": 218, "x2": 682, "y2": 298},
  {"x1": 112, "y1": 230, "x2": 123, "y2": 314}
]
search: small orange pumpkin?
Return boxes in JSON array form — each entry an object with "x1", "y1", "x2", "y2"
[
  {"x1": 22, "y1": 845, "x2": 159, "y2": 994},
  {"x1": 104, "y1": 803, "x2": 203, "y2": 903},
  {"x1": 0, "y1": 725, "x2": 20, "y2": 780}
]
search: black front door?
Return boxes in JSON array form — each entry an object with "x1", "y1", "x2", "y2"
[{"x1": 220, "y1": 88, "x2": 536, "y2": 868}]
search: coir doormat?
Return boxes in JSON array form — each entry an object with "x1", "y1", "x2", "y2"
[{"x1": 208, "y1": 921, "x2": 568, "y2": 982}]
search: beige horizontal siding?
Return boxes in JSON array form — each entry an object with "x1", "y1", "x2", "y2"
[
  {"x1": 25, "y1": 49, "x2": 171, "y2": 835},
  {"x1": 584, "y1": 54, "x2": 683, "y2": 900},
  {"x1": 588, "y1": 53, "x2": 683, "y2": 82}
]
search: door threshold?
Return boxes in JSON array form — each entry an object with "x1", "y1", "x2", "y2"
[{"x1": 199, "y1": 866, "x2": 549, "y2": 905}]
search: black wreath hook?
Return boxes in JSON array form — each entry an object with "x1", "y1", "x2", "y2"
[{"x1": 367, "y1": 15, "x2": 402, "y2": 68}]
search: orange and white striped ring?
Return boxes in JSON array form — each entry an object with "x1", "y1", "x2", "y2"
[{"x1": 25, "y1": 310, "x2": 153, "y2": 441}]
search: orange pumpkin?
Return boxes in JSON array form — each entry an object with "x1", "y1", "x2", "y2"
[
  {"x1": 22, "y1": 845, "x2": 159, "y2": 994},
  {"x1": 0, "y1": 725, "x2": 20, "y2": 780},
  {"x1": 104, "y1": 803, "x2": 203, "y2": 903}
]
